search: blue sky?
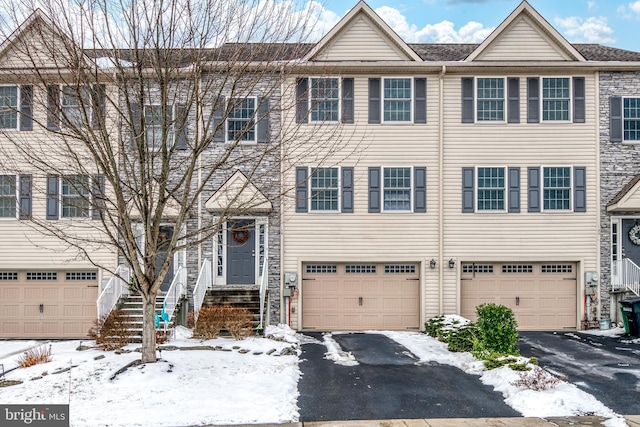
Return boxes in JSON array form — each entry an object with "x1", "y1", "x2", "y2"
[{"x1": 312, "y1": 0, "x2": 640, "y2": 51}]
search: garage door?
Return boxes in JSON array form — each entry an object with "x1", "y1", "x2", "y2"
[
  {"x1": 302, "y1": 263, "x2": 420, "y2": 330},
  {"x1": 0, "y1": 270, "x2": 99, "y2": 338},
  {"x1": 461, "y1": 263, "x2": 577, "y2": 330}
]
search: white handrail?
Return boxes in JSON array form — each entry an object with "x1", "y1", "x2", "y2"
[
  {"x1": 258, "y1": 257, "x2": 268, "y2": 331},
  {"x1": 163, "y1": 266, "x2": 187, "y2": 323},
  {"x1": 97, "y1": 265, "x2": 130, "y2": 319},
  {"x1": 612, "y1": 258, "x2": 640, "y2": 296},
  {"x1": 193, "y1": 260, "x2": 212, "y2": 322}
]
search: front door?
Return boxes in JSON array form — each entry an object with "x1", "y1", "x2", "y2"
[
  {"x1": 227, "y1": 220, "x2": 256, "y2": 284},
  {"x1": 622, "y1": 219, "x2": 640, "y2": 265},
  {"x1": 157, "y1": 225, "x2": 175, "y2": 292}
]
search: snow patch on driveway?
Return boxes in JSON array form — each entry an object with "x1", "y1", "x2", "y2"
[{"x1": 321, "y1": 333, "x2": 359, "y2": 366}]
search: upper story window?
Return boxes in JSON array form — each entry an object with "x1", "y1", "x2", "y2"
[
  {"x1": 542, "y1": 77, "x2": 570, "y2": 121},
  {"x1": 61, "y1": 175, "x2": 91, "y2": 218},
  {"x1": 383, "y1": 78, "x2": 412, "y2": 122},
  {"x1": 0, "y1": 86, "x2": 18, "y2": 130},
  {"x1": 623, "y1": 98, "x2": 640, "y2": 141},
  {"x1": 310, "y1": 167, "x2": 339, "y2": 212},
  {"x1": 543, "y1": 167, "x2": 571, "y2": 211},
  {"x1": 477, "y1": 167, "x2": 505, "y2": 211},
  {"x1": 476, "y1": 78, "x2": 504, "y2": 122},
  {"x1": 310, "y1": 78, "x2": 339, "y2": 122},
  {"x1": 227, "y1": 97, "x2": 256, "y2": 142},
  {"x1": 0, "y1": 175, "x2": 16, "y2": 218},
  {"x1": 62, "y1": 86, "x2": 92, "y2": 128},
  {"x1": 144, "y1": 105, "x2": 167, "y2": 149},
  {"x1": 383, "y1": 167, "x2": 411, "y2": 211}
]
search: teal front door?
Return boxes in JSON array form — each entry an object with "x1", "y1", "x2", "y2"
[{"x1": 227, "y1": 220, "x2": 256, "y2": 284}]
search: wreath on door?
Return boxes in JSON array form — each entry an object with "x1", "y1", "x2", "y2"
[
  {"x1": 629, "y1": 225, "x2": 640, "y2": 245},
  {"x1": 232, "y1": 228, "x2": 250, "y2": 244}
]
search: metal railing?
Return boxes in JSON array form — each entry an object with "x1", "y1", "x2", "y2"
[
  {"x1": 193, "y1": 259, "x2": 212, "y2": 322},
  {"x1": 163, "y1": 266, "x2": 187, "y2": 323},
  {"x1": 97, "y1": 265, "x2": 130, "y2": 319},
  {"x1": 258, "y1": 257, "x2": 268, "y2": 331},
  {"x1": 612, "y1": 258, "x2": 640, "y2": 296}
]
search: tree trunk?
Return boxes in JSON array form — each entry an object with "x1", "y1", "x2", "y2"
[{"x1": 141, "y1": 292, "x2": 158, "y2": 363}]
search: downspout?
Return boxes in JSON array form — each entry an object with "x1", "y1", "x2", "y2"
[
  {"x1": 439, "y1": 65, "x2": 446, "y2": 315},
  {"x1": 196, "y1": 68, "x2": 202, "y2": 273},
  {"x1": 280, "y1": 66, "x2": 286, "y2": 325},
  {"x1": 595, "y1": 72, "x2": 601, "y2": 323}
]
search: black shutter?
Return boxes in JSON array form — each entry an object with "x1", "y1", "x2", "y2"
[
  {"x1": 368, "y1": 78, "x2": 381, "y2": 124},
  {"x1": 46, "y1": 175, "x2": 59, "y2": 220},
  {"x1": 257, "y1": 97, "x2": 270, "y2": 143},
  {"x1": 507, "y1": 78, "x2": 520, "y2": 124},
  {"x1": 414, "y1": 78, "x2": 427, "y2": 124},
  {"x1": 19, "y1": 85, "x2": 32, "y2": 131},
  {"x1": 528, "y1": 167, "x2": 540, "y2": 212},
  {"x1": 174, "y1": 104, "x2": 188, "y2": 149},
  {"x1": 129, "y1": 103, "x2": 141, "y2": 149},
  {"x1": 508, "y1": 167, "x2": 520, "y2": 213},
  {"x1": 368, "y1": 167, "x2": 381, "y2": 213},
  {"x1": 574, "y1": 167, "x2": 586, "y2": 212},
  {"x1": 18, "y1": 174, "x2": 31, "y2": 219},
  {"x1": 414, "y1": 167, "x2": 426, "y2": 212},
  {"x1": 296, "y1": 78, "x2": 308, "y2": 124},
  {"x1": 212, "y1": 97, "x2": 226, "y2": 142},
  {"x1": 342, "y1": 78, "x2": 354, "y2": 124},
  {"x1": 92, "y1": 174, "x2": 105, "y2": 219},
  {"x1": 92, "y1": 84, "x2": 106, "y2": 129},
  {"x1": 461, "y1": 77, "x2": 474, "y2": 123},
  {"x1": 341, "y1": 167, "x2": 354, "y2": 213},
  {"x1": 610, "y1": 96, "x2": 623, "y2": 142},
  {"x1": 462, "y1": 167, "x2": 474, "y2": 213},
  {"x1": 47, "y1": 85, "x2": 60, "y2": 130},
  {"x1": 527, "y1": 77, "x2": 539, "y2": 123},
  {"x1": 295, "y1": 167, "x2": 308, "y2": 213},
  {"x1": 573, "y1": 77, "x2": 585, "y2": 123}
]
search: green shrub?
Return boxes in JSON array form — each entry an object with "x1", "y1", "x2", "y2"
[
  {"x1": 483, "y1": 354, "x2": 518, "y2": 370},
  {"x1": 424, "y1": 316, "x2": 447, "y2": 337},
  {"x1": 508, "y1": 362, "x2": 531, "y2": 371},
  {"x1": 475, "y1": 303, "x2": 519, "y2": 355},
  {"x1": 447, "y1": 323, "x2": 479, "y2": 353}
]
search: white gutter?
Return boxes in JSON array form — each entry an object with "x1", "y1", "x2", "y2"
[{"x1": 439, "y1": 65, "x2": 446, "y2": 315}]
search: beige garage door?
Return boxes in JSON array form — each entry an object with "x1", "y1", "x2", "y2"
[
  {"x1": 0, "y1": 270, "x2": 99, "y2": 338},
  {"x1": 302, "y1": 263, "x2": 420, "y2": 331},
  {"x1": 461, "y1": 263, "x2": 577, "y2": 330}
]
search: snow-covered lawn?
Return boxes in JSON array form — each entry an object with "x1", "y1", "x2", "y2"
[{"x1": 0, "y1": 322, "x2": 631, "y2": 427}]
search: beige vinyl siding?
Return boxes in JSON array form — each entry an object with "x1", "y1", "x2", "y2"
[
  {"x1": 476, "y1": 17, "x2": 572, "y2": 61},
  {"x1": 315, "y1": 16, "x2": 409, "y2": 61},
  {"x1": 0, "y1": 28, "x2": 72, "y2": 70}
]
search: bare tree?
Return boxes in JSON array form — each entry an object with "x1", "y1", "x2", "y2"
[{"x1": 0, "y1": 0, "x2": 356, "y2": 362}]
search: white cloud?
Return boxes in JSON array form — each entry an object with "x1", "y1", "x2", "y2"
[
  {"x1": 554, "y1": 16, "x2": 615, "y2": 44},
  {"x1": 618, "y1": 1, "x2": 640, "y2": 19},
  {"x1": 587, "y1": 1, "x2": 597, "y2": 11}
]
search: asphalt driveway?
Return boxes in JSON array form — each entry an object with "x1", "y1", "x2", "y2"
[
  {"x1": 297, "y1": 332, "x2": 520, "y2": 422},
  {"x1": 517, "y1": 331, "x2": 640, "y2": 415}
]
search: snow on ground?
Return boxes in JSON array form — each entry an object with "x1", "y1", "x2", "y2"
[
  {"x1": 0, "y1": 326, "x2": 300, "y2": 427},
  {"x1": 320, "y1": 333, "x2": 358, "y2": 366}
]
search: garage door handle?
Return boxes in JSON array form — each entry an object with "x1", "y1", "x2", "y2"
[
  {"x1": 359, "y1": 297, "x2": 363, "y2": 306},
  {"x1": 515, "y1": 296, "x2": 520, "y2": 306},
  {"x1": 39, "y1": 304, "x2": 43, "y2": 313}
]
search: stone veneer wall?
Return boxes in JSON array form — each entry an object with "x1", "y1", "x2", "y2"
[{"x1": 599, "y1": 71, "x2": 640, "y2": 318}]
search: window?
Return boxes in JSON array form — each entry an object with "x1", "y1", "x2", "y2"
[
  {"x1": 310, "y1": 167, "x2": 339, "y2": 211},
  {"x1": 383, "y1": 78, "x2": 411, "y2": 122},
  {"x1": 216, "y1": 228, "x2": 224, "y2": 276},
  {"x1": 0, "y1": 86, "x2": 18, "y2": 129},
  {"x1": 383, "y1": 167, "x2": 411, "y2": 211},
  {"x1": 624, "y1": 98, "x2": 640, "y2": 141},
  {"x1": 61, "y1": 175, "x2": 90, "y2": 218},
  {"x1": 227, "y1": 97, "x2": 256, "y2": 142},
  {"x1": 543, "y1": 167, "x2": 571, "y2": 210},
  {"x1": 477, "y1": 167, "x2": 505, "y2": 211},
  {"x1": 542, "y1": 77, "x2": 570, "y2": 121},
  {"x1": 0, "y1": 175, "x2": 16, "y2": 218},
  {"x1": 144, "y1": 105, "x2": 171, "y2": 149},
  {"x1": 612, "y1": 222, "x2": 619, "y2": 262},
  {"x1": 476, "y1": 78, "x2": 504, "y2": 121},
  {"x1": 310, "y1": 78, "x2": 339, "y2": 122},
  {"x1": 62, "y1": 86, "x2": 91, "y2": 128}
]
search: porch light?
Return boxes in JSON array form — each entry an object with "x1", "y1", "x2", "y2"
[
  {"x1": 430, "y1": 259, "x2": 437, "y2": 269},
  {"x1": 448, "y1": 259, "x2": 455, "y2": 269}
]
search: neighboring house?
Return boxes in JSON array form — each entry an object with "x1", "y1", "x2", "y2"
[{"x1": 280, "y1": 0, "x2": 640, "y2": 331}]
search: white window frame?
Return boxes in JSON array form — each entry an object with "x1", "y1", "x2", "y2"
[
  {"x1": 623, "y1": 97, "x2": 640, "y2": 142},
  {"x1": 226, "y1": 96, "x2": 257, "y2": 143},
  {"x1": 541, "y1": 165, "x2": 572, "y2": 212},
  {"x1": 309, "y1": 77, "x2": 341, "y2": 123},
  {"x1": 144, "y1": 104, "x2": 176, "y2": 149},
  {"x1": 60, "y1": 174, "x2": 91, "y2": 219},
  {"x1": 0, "y1": 174, "x2": 17, "y2": 219},
  {"x1": 382, "y1": 166, "x2": 413, "y2": 212},
  {"x1": 541, "y1": 77, "x2": 571, "y2": 122},
  {"x1": 382, "y1": 77, "x2": 413, "y2": 123},
  {"x1": 476, "y1": 166, "x2": 507, "y2": 212},
  {"x1": 309, "y1": 166, "x2": 340, "y2": 213},
  {"x1": 0, "y1": 85, "x2": 20, "y2": 131},
  {"x1": 61, "y1": 85, "x2": 92, "y2": 129},
  {"x1": 475, "y1": 77, "x2": 506, "y2": 123}
]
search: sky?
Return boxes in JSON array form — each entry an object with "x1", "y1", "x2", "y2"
[{"x1": 310, "y1": 0, "x2": 640, "y2": 52}]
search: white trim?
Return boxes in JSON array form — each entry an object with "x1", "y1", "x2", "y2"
[
  {"x1": 474, "y1": 77, "x2": 506, "y2": 124},
  {"x1": 540, "y1": 165, "x2": 573, "y2": 212},
  {"x1": 308, "y1": 166, "x2": 341, "y2": 213},
  {"x1": 540, "y1": 76, "x2": 572, "y2": 123},
  {"x1": 475, "y1": 166, "x2": 507, "y2": 213},
  {"x1": 214, "y1": 217, "x2": 268, "y2": 285},
  {"x1": 381, "y1": 77, "x2": 413, "y2": 124},
  {"x1": 381, "y1": 166, "x2": 413, "y2": 213},
  {"x1": 225, "y1": 96, "x2": 257, "y2": 144},
  {"x1": 308, "y1": 77, "x2": 341, "y2": 124},
  {"x1": 0, "y1": 85, "x2": 20, "y2": 131},
  {"x1": 622, "y1": 96, "x2": 640, "y2": 143},
  {"x1": 0, "y1": 173, "x2": 18, "y2": 219},
  {"x1": 61, "y1": 85, "x2": 92, "y2": 130},
  {"x1": 59, "y1": 174, "x2": 92, "y2": 219}
]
